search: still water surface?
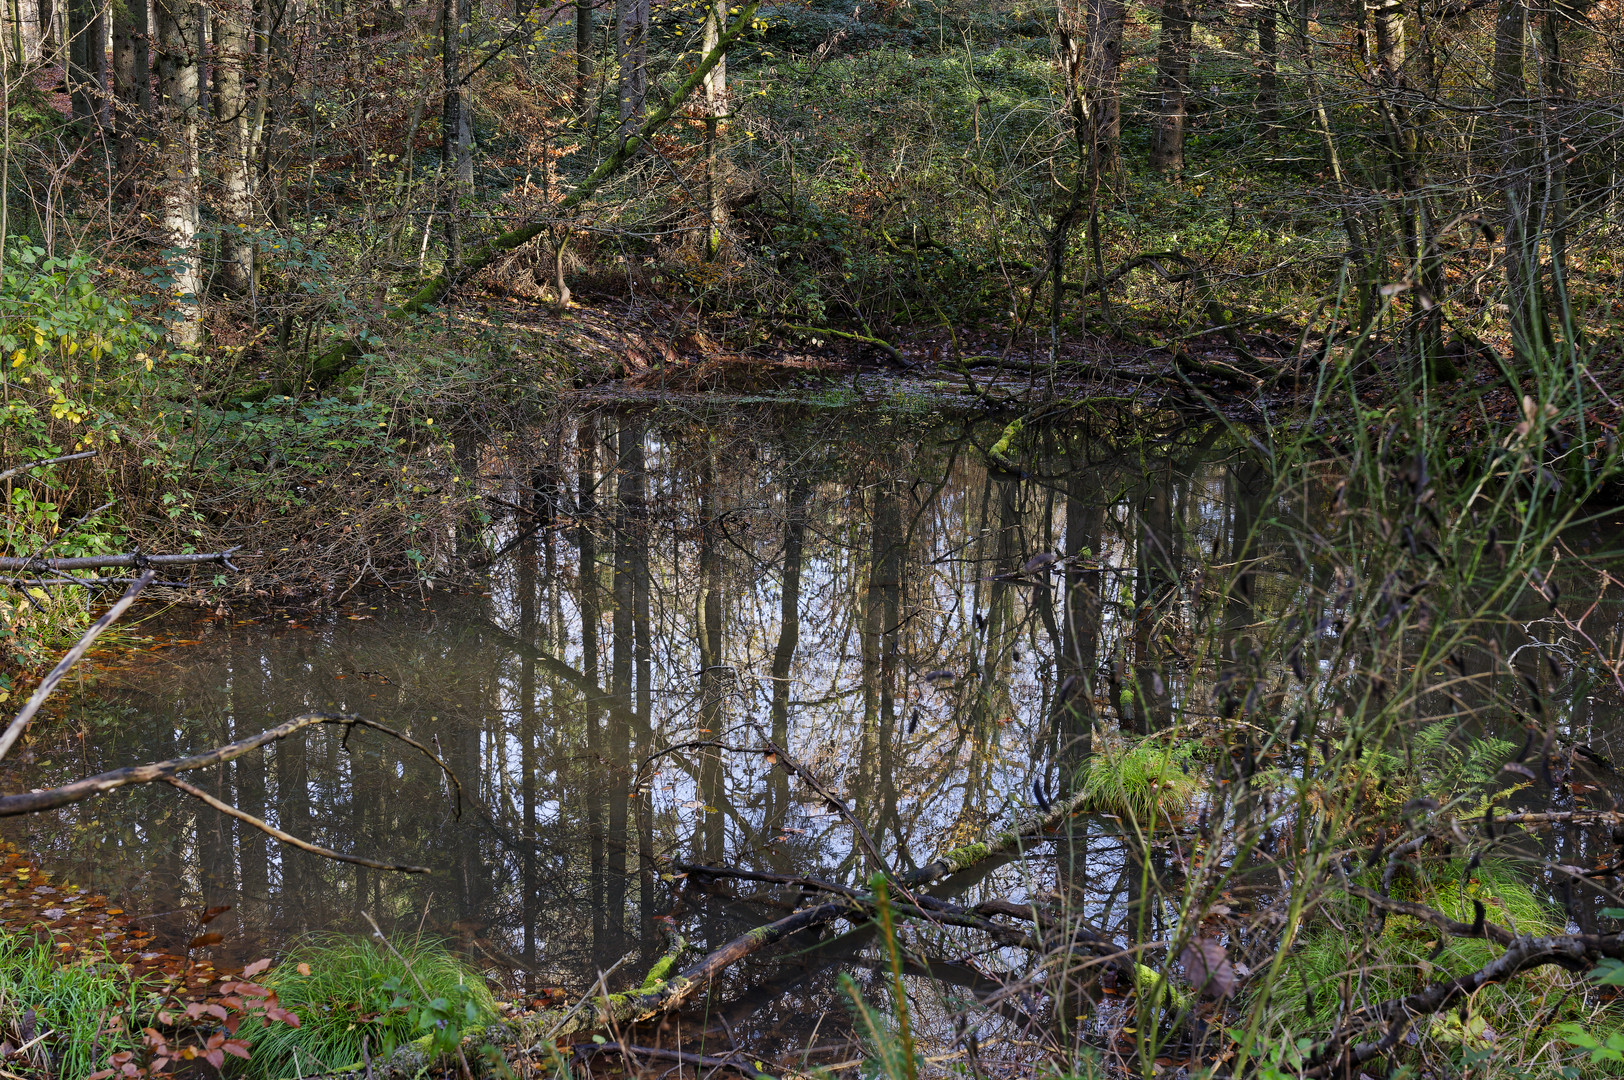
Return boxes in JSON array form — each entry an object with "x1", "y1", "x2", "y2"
[{"x1": 7, "y1": 402, "x2": 1624, "y2": 1057}]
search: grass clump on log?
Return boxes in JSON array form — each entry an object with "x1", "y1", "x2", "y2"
[
  {"x1": 245, "y1": 934, "x2": 497, "y2": 1076},
  {"x1": 1074, "y1": 736, "x2": 1199, "y2": 823}
]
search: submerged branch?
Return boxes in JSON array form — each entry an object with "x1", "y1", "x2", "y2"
[{"x1": 0, "y1": 547, "x2": 243, "y2": 572}]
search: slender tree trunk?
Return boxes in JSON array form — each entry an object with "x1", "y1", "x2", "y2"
[
  {"x1": 1149, "y1": 0, "x2": 1191, "y2": 173},
  {"x1": 768, "y1": 478, "x2": 808, "y2": 825},
  {"x1": 39, "y1": 0, "x2": 56, "y2": 65},
  {"x1": 615, "y1": 0, "x2": 646, "y2": 139},
  {"x1": 574, "y1": 0, "x2": 590, "y2": 115},
  {"x1": 1083, "y1": 0, "x2": 1123, "y2": 168},
  {"x1": 112, "y1": 0, "x2": 149, "y2": 190},
  {"x1": 1256, "y1": 1, "x2": 1278, "y2": 143},
  {"x1": 67, "y1": 0, "x2": 105, "y2": 128},
  {"x1": 214, "y1": 0, "x2": 253, "y2": 294},
  {"x1": 155, "y1": 0, "x2": 203, "y2": 344},
  {"x1": 440, "y1": 0, "x2": 470, "y2": 269},
  {"x1": 1537, "y1": 0, "x2": 1571, "y2": 318},
  {"x1": 1493, "y1": 0, "x2": 1548, "y2": 359},
  {"x1": 8, "y1": 0, "x2": 25, "y2": 66},
  {"x1": 700, "y1": 0, "x2": 726, "y2": 257}
]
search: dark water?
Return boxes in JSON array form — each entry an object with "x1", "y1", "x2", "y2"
[{"x1": 7, "y1": 402, "x2": 1624, "y2": 1059}]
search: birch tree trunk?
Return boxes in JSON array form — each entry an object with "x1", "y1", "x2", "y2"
[
  {"x1": 155, "y1": 0, "x2": 203, "y2": 344},
  {"x1": 701, "y1": 0, "x2": 726, "y2": 257},
  {"x1": 213, "y1": 0, "x2": 254, "y2": 295},
  {"x1": 1149, "y1": 0, "x2": 1190, "y2": 172},
  {"x1": 616, "y1": 0, "x2": 646, "y2": 139}
]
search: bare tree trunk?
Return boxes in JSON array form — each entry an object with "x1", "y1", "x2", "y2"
[
  {"x1": 1493, "y1": 0, "x2": 1548, "y2": 359},
  {"x1": 1372, "y1": 0, "x2": 1403, "y2": 77},
  {"x1": 1536, "y1": 0, "x2": 1571, "y2": 316},
  {"x1": 1149, "y1": 0, "x2": 1190, "y2": 172},
  {"x1": 8, "y1": 0, "x2": 26, "y2": 66},
  {"x1": 1084, "y1": 0, "x2": 1123, "y2": 168},
  {"x1": 38, "y1": 0, "x2": 56, "y2": 65},
  {"x1": 700, "y1": 0, "x2": 726, "y2": 257},
  {"x1": 440, "y1": 0, "x2": 470, "y2": 269},
  {"x1": 67, "y1": 0, "x2": 105, "y2": 128},
  {"x1": 112, "y1": 0, "x2": 150, "y2": 190},
  {"x1": 615, "y1": 0, "x2": 646, "y2": 139},
  {"x1": 1256, "y1": 0, "x2": 1278, "y2": 143},
  {"x1": 15, "y1": 0, "x2": 37, "y2": 65},
  {"x1": 155, "y1": 0, "x2": 203, "y2": 344},
  {"x1": 574, "y1": 0, "x2": 590, "y2": 115},
  {"x1": 213, "y1": 0, "x2": 253, "y2": 294}
]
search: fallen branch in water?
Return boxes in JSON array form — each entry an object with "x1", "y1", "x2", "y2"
[
  {"x1": 0, "y1": 711, "x2": 462, "y2": 821},
  {"x1": 354, "y1": 776, "x2": 1149, "y2": 1077},
  {"x1": 165, "y1": 775, "x2": 432, "y2": 873},
  {"x1": 577, "y1": 1040, "x2": 819, "y2": 1080},
  {"x1": 1494, "y1": 809, "x2": 1624, "y2": 827}
]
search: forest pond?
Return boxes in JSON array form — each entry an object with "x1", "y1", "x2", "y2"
[{"x1": 5, "y1": 401, "x2": 1624, "y2": 1062}]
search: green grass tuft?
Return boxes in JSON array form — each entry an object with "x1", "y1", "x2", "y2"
[
  {"x1": 0, "y1": 929, "x2": 141, "y2": 1077},
  {"x1": 243, "y1": 934, "x2": 498, "y2": 1077},
  {"x1": 1074, "y1": 736, "x2": 1200, "y2": 824}
]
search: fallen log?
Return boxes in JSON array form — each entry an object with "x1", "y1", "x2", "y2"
[{"x1": 0, "y1": 547, "x2": 243, "y2": 571}]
